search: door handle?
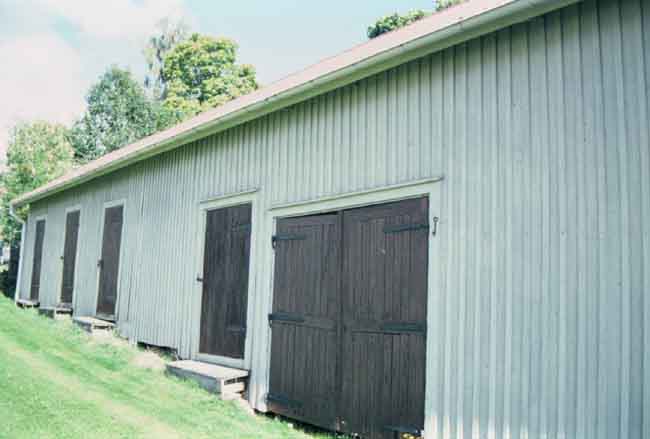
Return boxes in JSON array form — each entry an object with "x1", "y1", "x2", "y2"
[
  {"x1": 97, "y1": 259, "x2": 103, "y2": 268},
  {"x1": 196, "y1": 275, "x2": 203, "y2": 283}
]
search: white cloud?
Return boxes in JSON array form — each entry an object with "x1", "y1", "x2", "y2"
[
  {"x1": 36, "y1": 0, "x2": 187, "y2": 40},
  {"x1": 0, "y1": 33, "x2": 88, "y2": 161},
  {"x1": 0, "y1": 0, "x2": 192, "y2": 165}
]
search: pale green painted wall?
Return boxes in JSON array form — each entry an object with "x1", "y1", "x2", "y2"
[{"x1": 18, "y1": 0, "x2": 650, "y2": 436}]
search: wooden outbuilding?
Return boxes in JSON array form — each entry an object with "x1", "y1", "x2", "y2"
[{"x1": 12, "y1": 0, "x2": 650, "y2": 437}]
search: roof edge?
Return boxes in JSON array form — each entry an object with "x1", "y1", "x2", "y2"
[{"x1": 13, "y1": 0, "x2": 580, "y2": 207}]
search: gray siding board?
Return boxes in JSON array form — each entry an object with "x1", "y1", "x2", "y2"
[
  {"x1": 17, "y1": 0, "x2": 650, "y2": 437},
  {"x1": 643, "y1": 1, "x2": 650, "y2": 436}
]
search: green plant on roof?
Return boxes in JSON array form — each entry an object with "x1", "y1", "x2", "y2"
[{"x1": 367, "y1": 0, "x2": 465, "y2": 39}]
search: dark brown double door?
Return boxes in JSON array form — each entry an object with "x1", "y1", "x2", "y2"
[
  {"x1": 60, "y1": 210, "x2": 80, "y2": 307},
  {"x1": 268, "y1": 197, "x2": 429, "y2": 439},
  {"x1": 199, "y1": 204, "x2": 252, "y2": 359},
  {"x1": 96, "y1": 205, "x2": 124, "y2": 320}
]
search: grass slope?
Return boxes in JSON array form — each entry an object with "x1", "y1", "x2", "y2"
[{"x1": 0, "y1": 297, "x2": 327, "y2": 439}]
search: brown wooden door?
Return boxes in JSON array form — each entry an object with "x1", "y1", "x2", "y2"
[
  {"x1": 339, "y1": 198, "x2": 429, "y2": 438},
  {"x1": 268, "y1": 213, "x2": 341, "y2": 430},
  {"x1": 30, "y1": 219, "x2": 46, "y2": 301},
  {"x1": 268, "y1": 197, "x2": 429, "y2": 439},
  {"x1": 199, "y1": 204, "x2": 252, "y2": 359},
  {"x1": 96, "y1": 205, "x2": 123, "y2": 319},
  {"x1": 60, "y1": 210, "x2": 80, "y2": 307}
]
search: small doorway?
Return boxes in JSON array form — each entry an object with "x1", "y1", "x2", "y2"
[
  {"x1": 60, "y1": 210, "x2": 80, "y2": 308},
  {"x1": 268, "y1": 197, "x2": 429, "y2": 439},
  {"x1": 198, "y1": 203, "x2": 252, "y2": 361},
  {"x1": 29, "y1": 218, "x2": 46, "y2": 301},
  {"x1": 96, "y1": 204, "x2": 124, "y2": 320}
]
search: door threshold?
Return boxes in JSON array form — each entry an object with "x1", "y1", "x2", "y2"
[
  {"x1": 195, "y1": 353, "x2": 246, "y2": 370},
  {"x1": 73, "y1": 316, "x2": 115, "y2": 334},
  {"x1": 95, "y1": 313, "x2": 116, "y2": 323}
]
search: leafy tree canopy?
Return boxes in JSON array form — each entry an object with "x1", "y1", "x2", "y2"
[
  {"x1": 144, "y1": 18, "x2": 189, "y2": 101},
  {"x1": 1, "y1": 121, "x2": 75, "y2": 244},
  {"x1": 367, "y1": 1, "x2": 464, "y2": 39},
  {"x1": 162, "y1": 33, "x2": 258, "y2": 118},
  {"x1": 69, "y1": 66, "x2": 175, "y2": 163}
]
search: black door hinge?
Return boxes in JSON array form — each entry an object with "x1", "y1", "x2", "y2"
[
  {"x1": 226, "y1": 325, "x2": 247, "y2": 334},
  {"x1": 383, "y1": 223, "x2": 429, "y2": 234},
  {"x1": 267, "y1": 392, "x2": 303, "y2": 409},
  {"x1": 271, "y1": 233, "x2": 307, "y2": 249},
  {"x1": 268, "y1": 312, "x2": 305, "y2": 325},
  {"x1": 380, "y1": 322, "x2": 427, "y2": 334},
  {"x1": 384, "y1": 425, "x2": 422, "y2": 436}
]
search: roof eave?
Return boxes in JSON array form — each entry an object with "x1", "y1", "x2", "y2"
[{"x1": 12, "y1": 0, "x2": 580, "y2": 208}]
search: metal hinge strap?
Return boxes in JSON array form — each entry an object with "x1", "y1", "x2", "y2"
[
  {"x1": 232, "y1": 223, "x2": 252, "y2": 232},
  {"x1": 268, "y1": 312, "x2": 305, "y2": 325},
  {"x1": 383, "y1": 223, "x2": 429, "y2": 234},
  {"x1": 380, "y1": 322, "x2": 427, "y2": 334},
  {"x1": 266, "y1": 392, "x2": 303, "y2": 408},
  {"x1": 383, "y1": 425, "x2": 422, "y2": 435},
  {"x1": 272, "y1": 233, "x2": 307, "y2": 249},
  {"x1": 226, "y1": 325, "x2": 247, "y2": 333}
]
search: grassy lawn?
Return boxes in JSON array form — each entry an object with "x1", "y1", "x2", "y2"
[{"x1": 0, "y1": 296, "x2": 329, "y2": 439}]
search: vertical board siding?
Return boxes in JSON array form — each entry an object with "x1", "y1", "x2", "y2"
[{"x1": 17, "y1": 0, "x2": 649, "y2": 437}]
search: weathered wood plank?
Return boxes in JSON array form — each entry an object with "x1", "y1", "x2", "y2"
[{"x1": 96, "y1": 205, "x2": 124, "y2": 318}]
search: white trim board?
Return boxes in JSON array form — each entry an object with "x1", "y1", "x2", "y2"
[
  {"x1": 199, "y1": 188, "x2": 259, "y2": 206},
  {"x1": 269, "y1": 176, "x2": 444, "y2": 217}
]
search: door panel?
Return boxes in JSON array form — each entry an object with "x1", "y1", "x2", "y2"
[
  {"x1": 340, "y1": 198, "x2": 429, "y2": 438},
  {"x1": 268, "y1": 213, "x2": 341, "y2": 430},
  {"x1": 268, "y1": 197, "x2": 429, "y2": 439},
  {"x1": 96, "y1": 205, "x2": 124, "y2": 319},
  {"x1": 199, "y1": 204, "x2": 252, "y2": 359},
  {"x1": 30, "y1": 219, "x2": 46, "y2": 301},
  {"x1": 60, "y1": 210, "x2": 80, "y2": 306}
]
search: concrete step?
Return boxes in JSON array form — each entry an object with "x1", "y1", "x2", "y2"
[
  {"x1": 16, "y1": 299, "x2": 39, "y2": 309},
  {"x1": 166, "y1": 360, "x2": 248, "y2": 400},
  {"x1": 72, "y1": 316, "x2": 115, "y2": 334},
  {"x1": 39, "y1": 306, "x2": 73, "y2": 320}
]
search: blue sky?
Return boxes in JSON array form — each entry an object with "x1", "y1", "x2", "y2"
[{"x1": 0, "y1": 0, "x2": 433, "y2": 158}]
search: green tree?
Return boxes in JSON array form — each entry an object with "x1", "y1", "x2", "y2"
[
  {"x1": 70, "y1": 66, "x2": 174, "y2": 162},
  {"x1": 367, "y1": 1, "x2": 464, "y2": 39},
  {"x1": 144, "y1": 18, "x2": 189, "y2": 100},
  {"x1": 162, "y1": 33, "x2": 258, "y2": 118},
  {"x1": 1, "y1": 121, "x2": 75, "y2": 245},
  {"x1": 367, "y1": 10, "x2": 429, "y2": 39},
  {"x1": 436, "y1": 0, "x2": 464, "y2": 11}
]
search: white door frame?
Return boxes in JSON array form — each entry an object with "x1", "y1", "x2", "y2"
[
  {"x1": 191, "y1": 189, "x2": 260, "y2": 370},
  {"x1": 254, "y1": 175, "x2": 444, "y2": 430}
]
